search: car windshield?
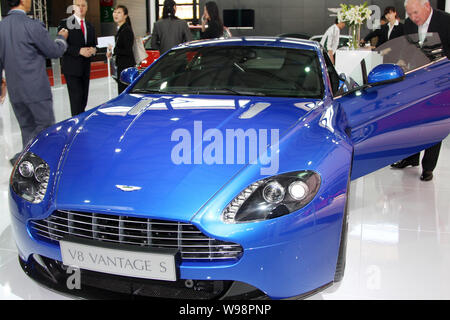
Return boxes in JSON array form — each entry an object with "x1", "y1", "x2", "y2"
[{"x1": 131, "y1": 46, "x2": 324, "y2": 99}]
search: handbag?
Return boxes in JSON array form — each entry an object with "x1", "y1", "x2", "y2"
[{"x1": 133, "y1": 36, "x2": 147, "y2": 65}]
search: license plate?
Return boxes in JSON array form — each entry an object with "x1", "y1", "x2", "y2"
[{"x1": 60, "y1": 240, "x2": 178, "y2": 281}]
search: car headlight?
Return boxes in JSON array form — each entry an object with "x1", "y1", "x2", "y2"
[
  {"x1": 222, "y1": 171, "x2": 321, "y2": 224},
  {"x1": 11, "y1": 152, "x2": 50, "y2": 204}
]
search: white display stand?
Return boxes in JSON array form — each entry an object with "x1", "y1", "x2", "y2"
[{"x1": 335, "y1": 48, "x2": 383, "y2": 86}]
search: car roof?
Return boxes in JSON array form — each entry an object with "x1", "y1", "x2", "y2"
[
  {"x1": 277, "y1": 33, "x2": 311, "y2": 39},
  {"x1": 176, "y1": 36, "x2": 321, "y2": 51},
  {"x1": 310, "y1": 34, "x2": 350, "y2": 39}
]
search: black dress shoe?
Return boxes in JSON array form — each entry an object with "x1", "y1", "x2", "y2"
[
  {"x1": 390, "y1": 159, "x2": 420, "y2": 169},
  {"x1": 420, "y1": 171, "x2": 433, "y2": 181}
]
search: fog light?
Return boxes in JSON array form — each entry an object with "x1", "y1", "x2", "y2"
[{"x1": 262, "y1": 181, "x2": 285, "y2": 204}]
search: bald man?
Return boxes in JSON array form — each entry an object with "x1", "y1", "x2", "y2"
[
  {"x1": 391, "y1": 0, "x2": 450, "y2": 181},
  {"x1": 404, "y1": 0, "x2": 450, "y2": 57}
]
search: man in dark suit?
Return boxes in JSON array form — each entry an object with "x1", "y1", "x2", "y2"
[
  {"x1": 391, "y1": 0, "x2": 450, "y2": 181},
  {"x1": 59, "y1": 0, "x2": 97, "y2": 117},
  {"x1": 0, "y1": 0, "x2": 68, "y2": 165}
]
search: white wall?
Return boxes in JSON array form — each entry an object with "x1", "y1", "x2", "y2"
[{"x1": 446, "y1": 0, "x2": 450, "y2": 13}]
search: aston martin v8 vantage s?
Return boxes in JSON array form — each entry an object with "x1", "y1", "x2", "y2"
[{"x1": 9, "y1": 35, "x2": 450, "y2": 299}]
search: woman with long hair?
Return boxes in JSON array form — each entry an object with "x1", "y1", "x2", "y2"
[
  {"x1": 201, "y1": 1, "x2": 224, "y2": 39},
  {"x1": 151, "y1": 0, "x2": 192, "y2": 54},
  {"x1": 109, "y1": 5, "x2": 136, "y2": 94}
]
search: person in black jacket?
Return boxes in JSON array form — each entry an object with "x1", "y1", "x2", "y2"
[
  {"x1": 110, "y1": 5, "x2": 136, "y2": 94},
  {"x1": 59, "y1": 0, "x2": 97, "y2": 117},
  {"x1": 151, "y1": 0, "x2": 192, "y2": 55},
  {"x1": 391, "y1": 0, "x2": 450, "y2": 181},
  {"x1": 362, "y1": 6, "x2": 404, "y2": 48},
  {"x1": 201, "y1": 1, "x2": 223, "y2": 39}
]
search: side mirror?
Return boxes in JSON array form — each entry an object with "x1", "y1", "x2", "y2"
[
  {"x1": 120, "y1": 67, "x2": 139, "y2": 86},
  {"x1": 367, "y1": 64, "x2": 405, "y2": 85}
]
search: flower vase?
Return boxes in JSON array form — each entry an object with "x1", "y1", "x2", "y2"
[{"x1": 348, "y1": 24, "x2": 361, "y2": 50}]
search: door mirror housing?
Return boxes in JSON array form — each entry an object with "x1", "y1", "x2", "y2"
[
  {"x1": 368, "y1": 64, "x2": 405, "y2": 85},
  {"x1": 120, "y1": 67, "x2": 140, "y2": 86}
]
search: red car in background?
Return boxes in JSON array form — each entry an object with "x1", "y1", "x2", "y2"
[{"x1": 138, "y1": 25, "x2": 203, "y2": 71}]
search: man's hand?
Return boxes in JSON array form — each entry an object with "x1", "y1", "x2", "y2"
[
  {"x1": 1, "y1": 78, "x2": 7, "y2": 104},
  {"x1": 58, "y1": 28, "x2": 69, "y2": 40},
  {"x1": 80, "y1": 47, "x2": 95, "y2": 58}
]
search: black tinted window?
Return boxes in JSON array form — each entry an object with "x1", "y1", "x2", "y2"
[{"x1": 132, "y1": 46, "x2": 324, "y2": 99}]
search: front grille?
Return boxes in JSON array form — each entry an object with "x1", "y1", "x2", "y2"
[{"x1": 29, "y1": 210, "x2": 243, "y2": 261}]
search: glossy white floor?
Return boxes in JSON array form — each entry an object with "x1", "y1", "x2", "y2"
[{"x1": 0, "y1": 78, "x2": 449, "y2": 300}]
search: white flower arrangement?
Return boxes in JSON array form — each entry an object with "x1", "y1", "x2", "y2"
[
  {"x1": 338, "y1": 2, "x2": 373, "y2": 49},
  {"x1": 338, "y1": 2, "x2": 372, "y2": 26}
]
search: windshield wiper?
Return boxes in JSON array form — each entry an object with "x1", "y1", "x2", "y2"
[
  {"x1": 192, "y1": 88, "x2": 266, "y2": 96},
  {"x1": 132, "y1": 87, "x2": 266, "y2": 97},
  {"x1": 131, "y1": 88, "x2": 178, "y2": 94}
]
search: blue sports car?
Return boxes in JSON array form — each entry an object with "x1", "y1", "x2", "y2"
[{"x1": 9, "y1": 35, "x2": 450, "y2": 299}]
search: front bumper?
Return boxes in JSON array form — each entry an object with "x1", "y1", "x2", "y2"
[{"x1": 10, "y1": 188, "x2": 345, "y2": 299}]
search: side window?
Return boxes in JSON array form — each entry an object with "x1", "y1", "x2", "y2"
[{"x1": 322, "y1": 50, "x2": 341, "y2": 96}]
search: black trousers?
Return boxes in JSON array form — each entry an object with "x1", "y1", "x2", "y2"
[
  {"x1": 404, "y1": 142, "x2": 442, "y2": 172},
  {"x1": 65, "y1": 74, "x2": 90, "y2": 116},
  {"x1": 11, "y1": 99, "x2": 55, "y2": 151}
]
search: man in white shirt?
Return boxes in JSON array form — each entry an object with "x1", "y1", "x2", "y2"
[
  {"x1": 405, "y1": 0, "x2": 432, "y2": 44},
  {"x1": 320, "y1": 19, "x2": 346, "y2": 64}
]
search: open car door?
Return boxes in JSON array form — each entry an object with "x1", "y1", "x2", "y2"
[{"x1": 336, "y1": 33, "x2": 450, "y2": 180}]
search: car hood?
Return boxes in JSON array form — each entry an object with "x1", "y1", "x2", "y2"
[{"x1": 55, "y1": 94, "x2": 316, "y2": 221}]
